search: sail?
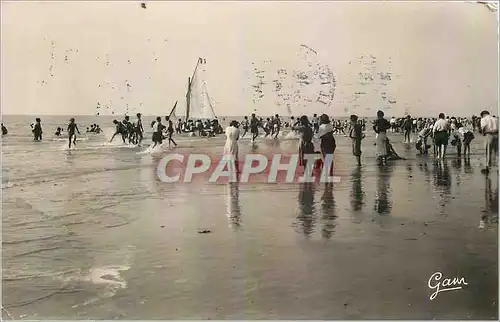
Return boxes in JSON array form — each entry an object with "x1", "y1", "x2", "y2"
[
  {"x1": 186, "y1": 58, "x2": 217, "y2": 120},
  {"x1": 169, "y1": 101, "x2": 178, "y2": 119},
  {"x1": 477, "y1": 1, "x2": 498, "y2": 11}
]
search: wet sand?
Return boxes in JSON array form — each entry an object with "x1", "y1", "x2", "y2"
[{"x1": 2, "y1": 129, "x2": 498, "y2": 319}]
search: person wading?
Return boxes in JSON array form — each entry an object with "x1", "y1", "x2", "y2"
[
  {"x1": 373, "y1": 110, "x2": 391, "y2": 165},
  {"x1": 432, "y1": 113, "x2": 450, "y2": 160},
  {"x1": 480, "y1": 110, "x2": 498, "y2": 174}
]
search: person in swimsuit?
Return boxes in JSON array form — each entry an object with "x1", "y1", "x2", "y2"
[
  {"x1": 349, "y1": 114, "x2": 365, "y2": 166},
  {"x1": 273, "y1": 114, "x2": 281, "y2": 139},
  {"x1": 123, "y1": 116, "x2": 134, "y2": 144},
  {"x1": 135, "y1": 113, "x2": 144, "y2": 145},
  {"x1": 110, "y1": 119, "x2": 127, "y2": 143},
  {"x1": 152, "y1": 117, "x2": 164, "y2": 148},
  {"x1": 402, "y1": 115, "x2": 413, "y2": 143},
  {"x1": 250, "y1": 113, "x2": 260, "y2": 144},
  {"x1": 67, "y1": 118, "x2": 80, "y2": 148},
  {"x1": 241, "y1": 116, "x2": 249, "y2": 138},
  {"x1": 164, "y1": 116, "x2": 178, "y2": 148},
  {"x1": 1, "y1": 123, "x2": 7, "y2": 136},
  {"x1": 32, "y1": 118, "x2": 43, "y2": 141}
]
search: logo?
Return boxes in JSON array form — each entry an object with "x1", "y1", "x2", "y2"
[
  {"x1": 428, "y1": 272, "x2": 468, "y2": 300},
  {"x1": 156, "y1": 153, "x2": 342, "y2": 184}
]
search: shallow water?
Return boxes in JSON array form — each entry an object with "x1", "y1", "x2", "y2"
[{"x1": 2, "y1": 115, "x2": 498, "y2": 319}]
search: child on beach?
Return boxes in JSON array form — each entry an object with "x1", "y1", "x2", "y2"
[{"x1": 349, "y1": 114, "x2": 365, "y2": 166}]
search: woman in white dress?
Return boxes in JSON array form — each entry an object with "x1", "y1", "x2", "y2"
[{"x1": 223, "y1": 120, "x2": 241, "y2": 172}]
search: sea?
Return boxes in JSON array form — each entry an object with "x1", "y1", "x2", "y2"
[{"x1": 1, "y1": 115, "x2": 498, "y2": 319}]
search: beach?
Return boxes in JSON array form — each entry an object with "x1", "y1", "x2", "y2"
[{"x1": 1, "y1": 115, "x2": 498, "y2": 319}]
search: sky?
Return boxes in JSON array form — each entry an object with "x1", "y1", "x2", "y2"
[{"x1": 1, "y1": 1, "x2": 498, "y2": 117}]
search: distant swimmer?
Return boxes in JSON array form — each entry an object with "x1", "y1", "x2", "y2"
[
  {"x1": 55, "y1": 127, "x2": 62, "y2": 136},
  {"x1": 94, "y1": 125, "x2": 102, "y2": 134},
  {"x1": 32, "y1": 118, "x2": 43, "y2": 141},
  {"x1": 110, "y1": 119, "x2": 127, "y2": 143},
  {"x1": 1, "y1": 123, "x2": 8, "y2": 136},
  {"x1": 67, "y1": 118, "x2": 81, "y2": 149}
]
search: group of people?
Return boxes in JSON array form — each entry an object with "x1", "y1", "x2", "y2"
[
  {"x1": 110, "y1": 114, "x2": 145, "y2": 145},
  {"x1": 86, "y1": 124, "x2": 102, "y2": 134},
  {"x1": 8, "y1": 110, "x2": 499, "y2": 174},
  {"x1": 174, "y1": 118, "x2": 223, "y2": 137},
  {"x1": 23, "y1": 117, "x2": 83, "y2": 148},
  {"x1": 220, "y1": 110, "x2": 498, "y2": 174}
]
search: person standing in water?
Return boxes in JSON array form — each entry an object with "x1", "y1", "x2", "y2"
[
  {"x1": 135, "y1": 113, "x2": 144, "y2": 145},
  {"x1": 317, "y1": 114, "x2": 336, "y2": 175},
  {"x1": 311, "y1": 114, "x2": 319, "y2": 134},
  {"x1": 373, "y1": 110, "x2": 391, "y2": 165},
  {"x1": 480, "y1": 110, "x2": 498, "y2": 173},
  {"x1": 110, "y1": 119, "x2": 127, "y2": 143},
  {"x1": 349, "y1": 114, "x2": 365, "y2": 166},
  {"x1": 152, "y1": 117, "x2": 164, "y2": 148},
  {"x1": 164, "y1": 116, "x2": 178, "y2": 148},
  {"x1": 432, "y1": 113, "x2": 450, "y2": 160},
  {"x1": 402, "y1": 115, "x2": 413, "y2": 143},
  {"x1": 293, "y1": 116, "x2": 314, "y2": 168},
  {"x1": 32, "y1": 118, "x2": 43, "y2": 141},
  {"x1": 273, "y1": 114, "x2": 282, "y2": 139},
  {"x1": 241, "y1": 116, "x2": 249, "y2": 138},
  {"x1": 224, "y1": 120, "x2": 241, "y2": 173},
  {"x1": 250, "y1": 113, "x2": 260, "y2": 144},
  {"x1": 123, "y1": 116, "x2": 134, "y2": 144},
  {"x1": 1, "y1": 123, "x2": 8, "y2": 136},
  {"x1": 458, "y1": 123, "x2": 474, "y2": 157},
  {"x1": 67, "y1": 118, "x2": 80, "y2": 149}
]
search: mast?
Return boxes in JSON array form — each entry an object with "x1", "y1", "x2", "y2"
[
  {"x1": 186, "y1": 77, "x2": 191, "y2": 120},
  {"x1": 186, "y1": 58, "x2": 203, "y2": 120}
]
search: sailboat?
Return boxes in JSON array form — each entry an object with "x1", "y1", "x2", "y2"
[{"x1": 185, "y1": 58, "x2": 217, "y2": 120}]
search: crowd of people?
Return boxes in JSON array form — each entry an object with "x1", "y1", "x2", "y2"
[
  {"x1": 220, "y1": 110, "x2": 498, "y2": 174},
  {"x1": 3, "y1": 110, "x2": 498, "y2": 174}
]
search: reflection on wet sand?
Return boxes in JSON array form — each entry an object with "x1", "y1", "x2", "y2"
[
  {"x1": 350, "y1": 166, "x2": 364, "y2": 212},
  {"x1": 481, "y1": 177, "x2": 499, "y2": 228},
  {"x1": 464, "y1": 156, "x2": 473, "y2": 174},
  {"x1": 418, "y1": 162, "x2": 432, "y2": 185},
  {"x1": 433, "y1": 161, "x2": 451, "y2": 214},
  {"x1": 320, "y1": 182, "x2": 337, "y2": 240},
  {"x1": 374, "y1": 164, "x2": 393, "y2": 215},
  {"x1": 295, "y1": 182, "x2": 316, "y2": 237},
  {"x1": 225, "y1": 182, "x2": 242, "y2": 230}
]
